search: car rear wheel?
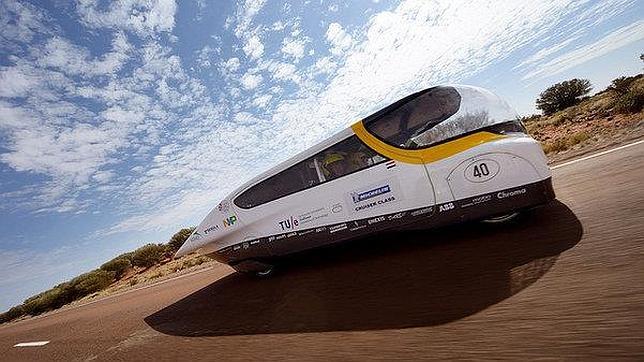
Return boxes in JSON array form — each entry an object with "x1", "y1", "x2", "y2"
[{"x1": 481, "y1": 211, "x2": 520, "y2": 224}]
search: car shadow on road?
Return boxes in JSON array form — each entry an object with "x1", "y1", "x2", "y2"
[{"x1": 145, "y1": 200, "x2": 582, "y2": 336}]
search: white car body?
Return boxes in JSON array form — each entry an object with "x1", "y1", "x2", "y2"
[{"x1": 176, "y1": 85, "x2": 554, "y2": 272}]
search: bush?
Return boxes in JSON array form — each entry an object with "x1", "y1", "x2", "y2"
[
  {"x1": 613, "y1": 88, "x2": 644, "y2": 114},
  {"x1": 536, "y1": 79, "x2": 592, "y2": 115},
  {"x1": 132, "y1": 244, "x2": 165, "y2": 268},
  {"x1": 167, "y1": 227, "x2": 196, "y2": 252},
  {"x1": 21, "y1": 283, "x2": 73, "y2": 316},
  {"x1": 69, "y1": 270, "x2": 113, "y2": 298},
  {"x1": 0, "y1": 305, "x2": 25, "y2": 324},
  {"x1": 607, "y1": 75, "x2": 640, "y2": 96},
  {"x1": 542, "y1": 131, "x2": 591, "y2": 154},
  {"x1": 100, "y1": 256, "x2": 131, "y2": 280}
]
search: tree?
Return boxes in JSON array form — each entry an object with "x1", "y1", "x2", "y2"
[
  {"x1": 167, "y1": 227, "x2": 196, "y2": 252},
  {"x1": 100, "y1": 256, "x2": 132, "y2": 280},
  {"x1": 132, "y1": 244, "x2": 165, "y2": 268},
  {"x1": 536, "y1": 79, "x2": 592, "y2": 115},
  {"x1": 607, "y1": 75, "x2": 640, "y2": 96}
]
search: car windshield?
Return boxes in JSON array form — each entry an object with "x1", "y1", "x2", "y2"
[{"x1": 364, "y1": 85, "x2": 519, "y2": 149}]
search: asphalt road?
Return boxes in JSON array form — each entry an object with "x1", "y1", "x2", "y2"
[{"x1": 1, "y1": 142, "x2": 643, "y2": 361}]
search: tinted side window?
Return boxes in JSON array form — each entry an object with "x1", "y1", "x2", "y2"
[
  {"x1": 234, "y1": 136, "x2": 386, "y2": 209},
  {"x1": 363, "y1": 86, "x2": 461, "y2": 149}
]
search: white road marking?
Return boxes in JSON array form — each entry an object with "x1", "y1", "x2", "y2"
[
  {"x1": 552, "y1": 139, "x2": 644, "y2": 169},
  {"x1": 14, "y1": 341, "x2": 50, "y2": 347}
]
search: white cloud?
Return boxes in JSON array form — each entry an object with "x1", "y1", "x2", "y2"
[
  {"x1": 521, "y1": 20, "x2": 644, "y2": 80},
  {"x1": 195, "y1": 45, "x2": 219, "y2": 68},
  {"x1": 252, "y1": 94, "x2": 272, "y2": 108},
  {"x1": 0, "y1": 0, "x2": 53, "y2": 48},
  {"x1": 515, "y1": 36, "x2": 579, "y2": 69},
  {"x1": 271, "y1": 20, "x2": 286, "y2": 31},
  {"x1": 241, "y1": 71, "x2": 263, "y2": 89},
  {"x1": 243, "y1": 34, "x2": 265, "y2": 59},
  {"x1": 325, "y1": 22, "x2": 353, "y2": 56},
  {"x1": 264, "y1": 61, "x2": 301, "y2": 84},
  {"x1": 220, "y1": 57, "x2": 241, "y2": 75},
  {"x1": 281, "y1": 37, "x2": 309, "y2": 61},
  {"x1": 38, "y1": 32, "x2": 131, "y2": 77},
  {"x1": 314, "y1": 57, "x2": 337, "y2": 75},
  {"x1": 233, "y1": 0, "x2": 268, "y2": 39},
  {"x1": 0, "y1": 66, "x2": 41, "y2": 98},
  {"x1": 76, "y1": 0, "x2": 177, "y2": 36}
]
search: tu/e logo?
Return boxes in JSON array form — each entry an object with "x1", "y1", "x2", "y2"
[{"x1": 279, "y1": 216, "x2": 299, "y2": 231}]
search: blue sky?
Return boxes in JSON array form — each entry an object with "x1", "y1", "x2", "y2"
[{"x1": 0, "y1": 0, "x2": 642, "y2": 312}]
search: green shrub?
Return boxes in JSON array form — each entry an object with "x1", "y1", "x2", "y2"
[
  {"x1": 132, "y1": 244, "x2": 165, "y2": 268},
  {"x1": 607, "y1": 75, "x2": 642, "y2": 96},
  {"x1": 0, "y1": 305, "x2": 25, "y2": 323},
  {"x1": 613, "y1": 88, "x2": 644, "y2": 114},
  {"x1": 100, "y1": 256, "x2": 131, "y2": 280},
  {"x1": 568, "y1": 131, "x2": 591, "y2": 146},
  {"x1": 536, "y1": 79, "x2": 592, "y2": 115},
  {"x1": 167, "y1": 227, "x2": 196, "y2": 252},
  {"x1": 21, "y1": 283, "x2": 74, "y2": 316},
  {"x1": 69, "y1": 270, "x2": 113, "y2": 298}
]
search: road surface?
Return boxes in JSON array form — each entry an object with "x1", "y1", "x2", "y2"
[{"x1": 1, "y1": 142, "x2": 643, "y2": 361}]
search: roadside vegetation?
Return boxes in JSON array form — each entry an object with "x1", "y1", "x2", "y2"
[
  {"x1": 0, "y1": 227, "x2": 200, "y2": 324},
  {"x1": 2, "y1": 62, "x2": 643, "y2": 325},
  {"x1": 523, "y1": 71, "x2": 644, "y2": 157}
]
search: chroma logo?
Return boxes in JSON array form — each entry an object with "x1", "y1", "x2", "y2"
[{"x1": 223, "y1": 215, "x2": 237, "y2": 227}]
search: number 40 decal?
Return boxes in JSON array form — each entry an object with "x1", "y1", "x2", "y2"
[
  {"x1": 464, "y1": 159, "x2": 499, "y2": 183},
  {"x1": 472, "y1": 162, "x2": 490, "y2": 178}
]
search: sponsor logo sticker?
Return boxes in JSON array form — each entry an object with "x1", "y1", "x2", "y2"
[
  {"x1": 461, "y1": 194, "x2": 492, "y2": 208},
  {"x1": 347, "y1": 179, "x2": 402, "y2": 213},
  {"x1": 497, "y1": 188, "x2": 527, "y2": 199},
  {"x1": 411, "y1": 207, "x2": 433, "y2": 216},
  {"x1": 298, "y1": 207, "x2": 329, "y2": 225},
  {"x1": 387, "y1": 212, "x2": 406, "y2": 220},
  {"x1": 355, "y1": 196, "x2": 396, "y2": 212},
  {"x1": 278, "y1": 216, "x2": 299, "y2": 231},
  {"x1": 203, "y1": 225, "x2": 219, "y2": 234},
  {"x1": 223, "y1": 215, "x2": 237, "y2": 227},
  {"x1": 351, "y1": 185, "x2": 391, "y2": 203},
  {"x1": 438, "y1": 203, "x2": 454, "y2": 212},
  {"x1": 329, "y1": 223, "x2": 348, "y2": 233},
  {"x1": 367, "y1": 216, "x2": 386, "y2": 225}
]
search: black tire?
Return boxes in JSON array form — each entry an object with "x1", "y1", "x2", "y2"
[
  {"x1": 481, "y1": 211, "x2": 520, "y2": 224},
  {"x1": 232, "y1": 259, "x2": 275, "y2": 277}
]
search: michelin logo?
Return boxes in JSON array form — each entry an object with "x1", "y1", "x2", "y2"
[{"x1": 351, "y1": 185, "x2": 391, "y2": 203}]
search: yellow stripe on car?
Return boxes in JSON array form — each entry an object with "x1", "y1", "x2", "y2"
[{"x1": 351, "y1": 120, "x2": 507, "y2": 165}]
